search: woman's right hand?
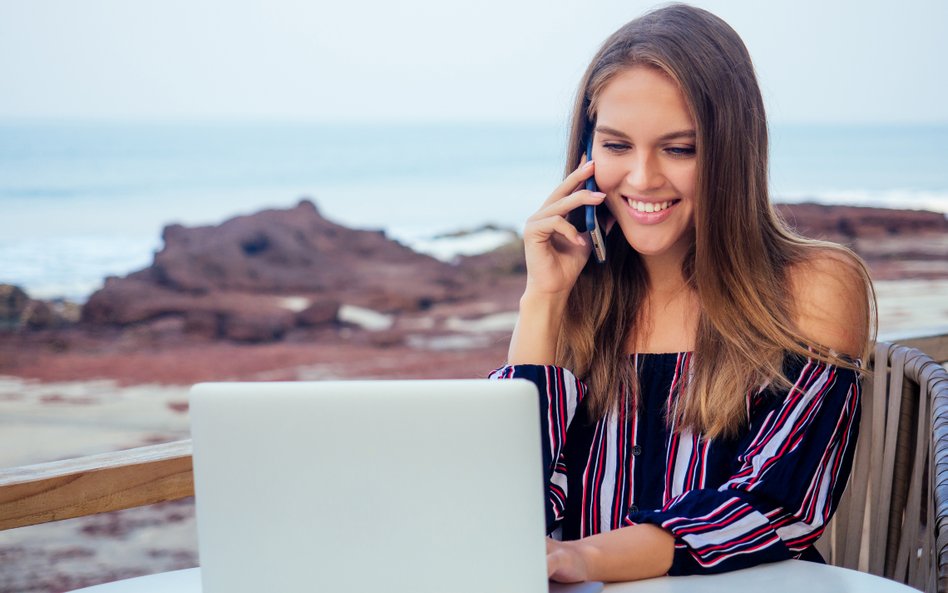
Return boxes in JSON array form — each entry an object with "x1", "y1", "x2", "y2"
[{"x1": 523, "y1": 159, "x2": 606, "y2": 298}]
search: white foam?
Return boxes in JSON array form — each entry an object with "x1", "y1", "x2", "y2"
[
  {"x1": 337, "y1": 304, "x2": 394, "y2": 331},
  {"x1": 277, "y1": 297, "x2": 311, "y2": 313},
  {"x1": 445, "y1": 312, "x2": 518, "y2": 333},
  {"x1": 0, "y1": 234, "x2": 160, "y2": 302},
  {"x1": 401, "y1": 228, "x2": 518, "y2": 263}
]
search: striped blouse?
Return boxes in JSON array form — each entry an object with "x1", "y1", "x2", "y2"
[{"x1": 489, "y1": 352, "x2": 861, "y2": 575}]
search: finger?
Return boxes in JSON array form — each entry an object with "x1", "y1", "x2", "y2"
[
  {"x1": 541, "y1": 160, "x2": 596, "y2": 208},
  {"x1": 546, "y1": 537, "x2": 564, "y2": 554},
  {"x1": 546, "y1": 549, "x2": 561, "y2": 578},
  {"x1": 533, "y1": 189, "x2": 606, "y2": 221},
  {"x1": 526, "y1": 215, "x2": 589, "y2": 248}
]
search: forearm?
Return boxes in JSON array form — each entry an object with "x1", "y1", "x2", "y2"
[
  {"x1": 576, "y1": 524, "x2": 675, "y2": 582},
  {"x1": 507, "y1": 290, "x2": 569, "y2": 365}
]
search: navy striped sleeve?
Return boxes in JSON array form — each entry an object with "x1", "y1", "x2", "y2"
[
  {"x1": 625, "y1": 357, "x2": 861, "y2": 575},
  {"x1": 489, "y1": 365, "x2": 586, "y2": 534}
]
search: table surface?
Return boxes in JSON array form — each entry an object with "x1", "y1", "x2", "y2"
[{"x1": 68, "y1": 560, "x2": 919, "y2": 592}]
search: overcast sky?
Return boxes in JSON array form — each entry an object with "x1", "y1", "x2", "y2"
[{"x1": 2, "y1": 0, "x2": 946, "y2": 124}]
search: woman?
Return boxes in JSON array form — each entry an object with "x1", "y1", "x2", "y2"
[{"x1": 492, "y1": 4, "x2": 875, "y2": 583}]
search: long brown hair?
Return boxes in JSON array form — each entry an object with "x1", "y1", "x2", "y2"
[{"x1": 556, "y1": 4, "x2": 875, "y2": 438}]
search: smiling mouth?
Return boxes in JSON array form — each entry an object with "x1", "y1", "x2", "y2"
[{"x1": 624, "y1": 197, "x2": 682, "y2": 213}]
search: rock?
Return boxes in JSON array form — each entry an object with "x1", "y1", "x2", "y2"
[
  {"x1": 221, "y1": 309, "x2": 296, "y2": 343},
  {"x1": 296, "y1": 300, "x2": 340, "y2": 328},
  {"x1": 776, "y1": 202, "x2": 948, "y2": 240},
  {"x1": 80, "y1": 200, "x2": 470, "y2": 343},
  {"x1": 456, "y1": 237, "x2": 526, "y2": 277},
  {"x1": 133, "y1": 200, "x2": 464, "y2": 306},
  {"x1": 182, "y1": 311, "x2": 222, "y2": 339},
  {"x1": 22, "y1": 300, "x2": 54, "y2": 330},
  {"x1": 0, "y1": 284, "x2": 78, "y2": 331},
  {"x1": 0, "y1": 285, "x2": 30, "y2": 330}
]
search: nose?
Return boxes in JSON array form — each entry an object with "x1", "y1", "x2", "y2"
[{"x1": 624, "y1": 151, "x2": 664, "y2": 191}]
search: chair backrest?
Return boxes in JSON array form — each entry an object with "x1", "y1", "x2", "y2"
[{"x1": 818, "y1": 342, "x2": 948, "y2": 593}]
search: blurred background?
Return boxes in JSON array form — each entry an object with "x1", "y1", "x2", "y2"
[
  {"x1": 2, "y1": 0, "x2": 946, "y2": 300},
  {"x1": 1, "y1": 0, "x2": 946, "y2": 591}
]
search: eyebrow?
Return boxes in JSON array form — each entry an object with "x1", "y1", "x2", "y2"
[{"x1": 595, "y1": 125, "x2": 696, "y2": 142}]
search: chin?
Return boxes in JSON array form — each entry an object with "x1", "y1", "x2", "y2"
[{"x1": 613, "y1": 223, "x2": 693, "y2": 261}]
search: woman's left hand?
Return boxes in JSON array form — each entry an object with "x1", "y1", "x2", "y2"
[{"x1": 547, "y1": 538, "x2": 590, "y2": 583}]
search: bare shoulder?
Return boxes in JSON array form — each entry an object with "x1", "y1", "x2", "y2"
[{"x1": 788, "y1": 247, "x2": 871, "y2": 358}]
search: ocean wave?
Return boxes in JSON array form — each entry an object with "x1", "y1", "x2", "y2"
[{"x1": 0, "y1": 236, "x2": 159, "y2": 302}]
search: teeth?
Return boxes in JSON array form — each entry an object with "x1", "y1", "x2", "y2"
[{"x1": 627, "y1": 199, "x2": 674, "y2": 213}]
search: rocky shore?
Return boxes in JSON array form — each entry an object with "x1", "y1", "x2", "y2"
[{"x1": 0, "y1": 199, "x2": 946, "y2": 592}]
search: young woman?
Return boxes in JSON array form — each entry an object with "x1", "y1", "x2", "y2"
[{"x1": 492, "y1": 4, "x2": 874, "y2": 583}]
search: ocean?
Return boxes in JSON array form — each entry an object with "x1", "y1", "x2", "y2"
[{"x1": 1, "y1": 120, "x2": 946, "y2": 301}]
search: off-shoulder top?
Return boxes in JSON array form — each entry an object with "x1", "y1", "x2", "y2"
[{"x1": 489, "y1": 352, "x2": 861, "y2": 576}]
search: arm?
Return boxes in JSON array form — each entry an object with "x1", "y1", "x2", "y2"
[
  {"x1": 547, "y1": 524, "x2": 674, "y2": 582},
  {"x1": 508, "y1": 159, "x2": 605, "y2": 365},
  {"x1": 507, "y1": 291, "x2": 569, "y2": 365}
]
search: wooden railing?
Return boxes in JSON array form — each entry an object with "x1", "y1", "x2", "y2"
[
  {"x1": 0, "y1": 327, "x2": 946, "y2": 534},
  {"x1": 0, "y1": 440, "x2": 193, "y2": 531}
]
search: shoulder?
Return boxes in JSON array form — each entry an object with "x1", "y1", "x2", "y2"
[{"x1": 787, "y1": 247, "x2": 872, "y2": 358}]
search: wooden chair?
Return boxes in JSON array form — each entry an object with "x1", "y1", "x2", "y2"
[{"x1": 817, "y1": 339, "x2": 948, "y2": 592}]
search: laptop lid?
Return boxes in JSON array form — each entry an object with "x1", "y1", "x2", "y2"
[{"x1": 189, "y1": 379, "x2": 549, "y2": 593}]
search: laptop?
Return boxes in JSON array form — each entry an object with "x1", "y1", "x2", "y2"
[{"x1": 189, "y1": 379, "x2": 604, "y2": 593}]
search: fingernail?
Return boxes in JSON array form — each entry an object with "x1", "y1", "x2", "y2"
[
  {"x1": 576, "y1": 235, "x2": 587, "y2": 246},
  {"x1": 594, "y1": 192, "x2": 606, "y2": 198},
  {"x1": 583, "y1": 160, "x2": 595, "y2": 169}
]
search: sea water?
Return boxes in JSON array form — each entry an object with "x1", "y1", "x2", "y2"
[{"x1": 1, "y1": 120, "x2": 946, "y2": 301}]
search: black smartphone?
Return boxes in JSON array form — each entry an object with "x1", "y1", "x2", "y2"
[{"x1": 566, "y1": 134, "x2": 607, "y2": 263}]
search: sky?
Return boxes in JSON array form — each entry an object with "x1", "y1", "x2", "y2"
[{"x1": 1, "y1": 0, "x2": 946, "y2": 124}]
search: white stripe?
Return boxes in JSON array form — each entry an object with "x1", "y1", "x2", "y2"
[
  {"x1": 551, "y1": 464, "x2": 569, "y2": 511},
  {"x1": 629, "y1": 390, "x2": 639, "y2": 511},
  {"x1": 599, "y1": 408, "x2": 619, "y2": 532},
  {"x1": 679, "y1": 508, "x2": 770, "y2": 548},
  {"x1": 671, "y1": 427, "x2": 695, "y2": 498},
  {"x1": 700, "y1": 439, "x2": 710, "y2": 488},
  {"x1": 560, "y1": 367, "x2": 581, "y2": 425},
  {"x1": 546, "y1": 367, "x2": 558, "y2": 460}
]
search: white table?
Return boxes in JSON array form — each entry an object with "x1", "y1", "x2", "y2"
[{"x1": 68, "y1": 560, "x2": 918, "y2": 592}]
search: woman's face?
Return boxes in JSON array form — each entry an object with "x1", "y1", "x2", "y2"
[{"x1": 591, "y1": 66, "x2": 698, "y2": 264}]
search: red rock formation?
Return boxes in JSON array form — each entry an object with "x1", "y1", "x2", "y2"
[
  {"x1": 775, "y1": 202, "x2": 948, "y2": 240},
  {"x1": 81, "y1": 200, "x2": 468, "y2": 342}
]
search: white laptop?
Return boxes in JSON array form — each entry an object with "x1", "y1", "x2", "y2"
[{"x1": 189, "y1": 379, "x2": 603, "y2": 593}]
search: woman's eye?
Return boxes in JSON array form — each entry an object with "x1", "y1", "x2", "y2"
[
  {"x1": 602, "y1": 142, "x2": 630, "y2": 153},
  {"x1": 666, "y1": 146, "x2": 696, "y2": 157}
]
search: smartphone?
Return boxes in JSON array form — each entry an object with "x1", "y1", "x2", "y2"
[{"x1": 566, "y1": 135, "x2": 607, "y2": 263}]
